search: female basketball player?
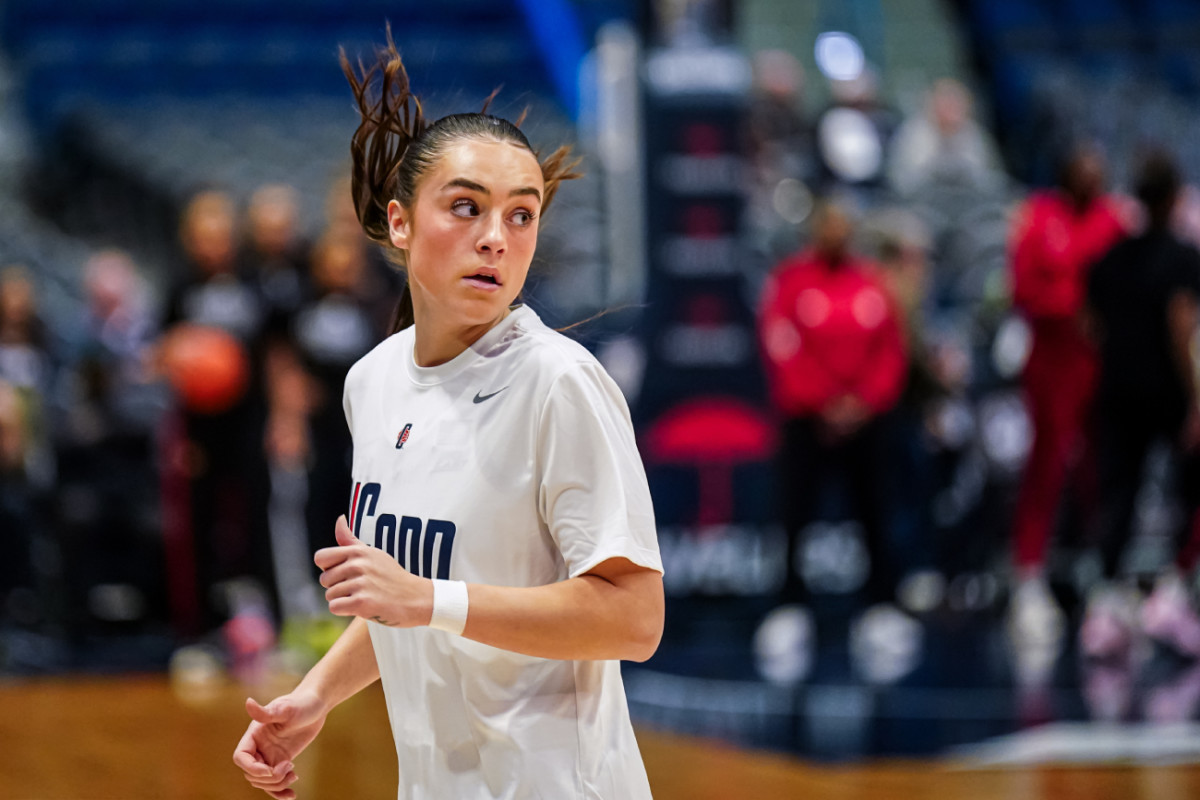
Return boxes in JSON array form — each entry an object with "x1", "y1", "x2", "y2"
[{"x1": 232, "y1": 36, "x2": 665, "y2": 800}]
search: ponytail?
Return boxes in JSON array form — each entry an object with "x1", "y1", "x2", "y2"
[
  {"x1": 340, "y1": 26, "x2": 424, "y2": 250},
  {"x1": 387, "y1": 280, "x2": 416, "y2": 336}
]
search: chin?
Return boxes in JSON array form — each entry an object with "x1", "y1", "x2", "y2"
[{"x1": 455, "y1": 300, "x2": 510, "y2": 326}]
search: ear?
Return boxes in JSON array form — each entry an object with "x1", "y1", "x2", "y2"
[{"x1": 387, "y1": 199, "x2": 410, "y2": 250}]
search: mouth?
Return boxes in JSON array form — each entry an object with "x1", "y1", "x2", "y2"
[{"x1": 463, "y1": 269, "x2": 502, "y2": 290}]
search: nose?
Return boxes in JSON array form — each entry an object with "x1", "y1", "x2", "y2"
[{"x1": 477, "y1": 212, "x2": 506, "y2": 255}]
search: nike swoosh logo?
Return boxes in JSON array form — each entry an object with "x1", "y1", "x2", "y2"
[{"x1": 473, "y1": 387, "x2": 509, "y2": 404}]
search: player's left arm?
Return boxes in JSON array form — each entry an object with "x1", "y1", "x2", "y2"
[
  {"x1": 316, "y1": 516, "x2": 664, "y2": 662},
  {"x1": 461, "y1": 556, "x2": 664, "y2": 662}
]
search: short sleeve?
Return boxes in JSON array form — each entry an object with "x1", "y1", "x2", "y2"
[
  {"x1": 536, "y1": 361, "x2": 663, "y2": 579},
  {"x1": 342, "y1": 363, "x2": 356, "y2": 435}
]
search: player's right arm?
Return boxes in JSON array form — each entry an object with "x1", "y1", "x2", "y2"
[{"x1": 233, "y1": 617, "x2": 379, "y2": 799}]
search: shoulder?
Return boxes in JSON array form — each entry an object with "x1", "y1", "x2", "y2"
[
  {"x1": 851, "y1": 256, "x2": 885, "y2": 278},
  {"x1": 505, "y1": 308, "x2": 601, "y2": 376},
  {"x1": 506, "y1": 312, "x2": 628, "y2": 414},
  {"x1": 1021, "y1": 191, "x2": 1060, "y2": 216},
  {"x1": 774, "y1": 251, "x2": 816, "y2": 274},
  {"x1": 345, "y1": 329, "x2": 408, "y2": 394},
  {"x1": 767, "y1": 252, "x2": 817, "y2": 290}
]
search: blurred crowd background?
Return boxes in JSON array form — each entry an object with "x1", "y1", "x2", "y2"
[{"x1": 3, "y1": 0, "x2": 1200, "y2": 762}]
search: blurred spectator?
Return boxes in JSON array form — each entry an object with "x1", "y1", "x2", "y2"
[
  {"x1": 290, "y1": 229, "x2": 377, "y2": 557},
  {"x1": 324, "y1": 175, "x2": 401, "y2": 336},
  {"x1": 0, "y1": 378, "x2": 28, "y2": 619},
  {"x1": 165, "y1": 191, "x2": 264, "y2": 341},
  {"x1": 0, "y1": 266, "x2": 54, "y2": 482},
  {"x1": 871, "y1": 210, "x2": 944, "y2": 597},
  {"x1": 0, "y1": 266, "x2": 52, "y2": 627},
  {"x1": 160, "y1": 190, "x2": 272, "y2": 636},
  {"x1": 62, "y1": 250, "x2": 160, "y2": 442},
  {"x1": 241, "y1": 183, "x2": 310, "y2": 327},
  {"x1": 0, "y1": 380, "x2": 21, "y2": 471},
  {"x1": 256, "y1": 228, "x2": 378, "y2": 645},
  {"x1": 872, "y1": 209, "x2": 933, "y2": 367},
  {"x1": 52, "y1": 250, "x2": 165, "y2": 633},
  {"x1": 1084, "y1": 151, "x2": 1200, "y2": 660},
  {"x1": 745, "y1": 50, "x2": 816, "y2": 266},
  {"x1": 887, "y1": 78, "x2": 1004, "y2": 198},
  {"x1": 747, "y1": 49, "x2": 813, "y2": 184},
  {"x1": 756, "y1": 199, "x2": 913, "y2": 682},
  {"x1": 1007, "y1": 145, "x2": 1129, "y2": 652}
]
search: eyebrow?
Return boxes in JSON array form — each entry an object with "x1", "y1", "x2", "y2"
[{"x1": 443, "y1": 177, "x2": 542, "y2": 203}]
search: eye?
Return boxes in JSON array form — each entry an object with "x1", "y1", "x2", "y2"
[
  {"x1": 451, "y1": 199, "x2": 479, "y2": 217},
  {"x1": 510, "y1": 208, "x2": 536, "y2": 226}
]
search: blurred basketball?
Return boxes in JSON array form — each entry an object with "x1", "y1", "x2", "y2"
[{"x1": 161, "y1": 324, "x2": 250, "y2": 414}]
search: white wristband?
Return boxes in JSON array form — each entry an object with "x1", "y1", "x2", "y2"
[{"x1": 429, "y1": 580, "x2": 469, "y2": 636}]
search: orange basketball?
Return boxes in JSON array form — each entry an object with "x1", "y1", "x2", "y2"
[{"x1": 162, "y1": 324, "x2": 250, "y2": 414}]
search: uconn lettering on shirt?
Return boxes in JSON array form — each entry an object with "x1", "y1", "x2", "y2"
[{"x1": 348, "y1": 481, "x2": 456, "y2": 580}]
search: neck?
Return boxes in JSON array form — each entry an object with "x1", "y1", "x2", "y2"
[
  {"x1": 1068, "y1": 191, "x2": 1096, "y2": 212},
  {"x1": 411, "y1": 304, "x2": 512, "y2": 367},
  {"x1": 819, "y1": 250, "x2": 848, "y2": 268}
]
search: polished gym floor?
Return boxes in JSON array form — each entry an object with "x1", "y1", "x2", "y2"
[{"x1": 1, "y1": 674, "x2": 1198, "y2": 799}]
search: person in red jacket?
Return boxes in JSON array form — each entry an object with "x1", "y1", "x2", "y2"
[
  {"x1": 756, "y1": 199, "x2": 912, "y2": 684},
  {"x1": 1007, "y1": 145, "x2": 1130, "y2": 651}
]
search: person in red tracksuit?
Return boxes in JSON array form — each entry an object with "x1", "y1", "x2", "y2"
[
  {"x1": 758, "y1": 201, "x2": 909, "y2": 655},
  {"x1": 1007, "y1": 145, "x2": 1130, "y2": 650}
]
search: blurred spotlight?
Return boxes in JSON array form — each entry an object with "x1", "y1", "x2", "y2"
[
  {"x1": 817, "y1": 107, "x2": 883, "y2": 183},
  {"x1": 1007, "y1": 577, "x2": 1066, "y2": 679},
  {"x1": 850, "y1": 603, "x2": 924, "y2": 685},
  {"x1": 168, "y1": 644, "x2": 226, "y2": 706},
  {"x1": 947, "y1": 572, "x2": 1000, "y2": 613},
  {"x1": 928, "y1": 396, "x2": 975, "y2": 451},
  {"x1": 596, "y1": 334, "x2": 646, "y2": 402},
  {"x1": 771, "y1": 178, "x2": 813, "y2": 225},
  {"x1": 753, "y1": 604, "x2": 814, "y2": 685},
  {"x1": 992, "y1": 313, "x2": 1032, "y2": 380},
  {"x1": 799, "y1": 521, "x2": 869, "y2": 595},
  {"x1": 814, "y1": 32, "x2": 864, "y2": 82},
  {"x1": 897, "y1": 569, "x2": 946, "y2": 615},
  {"x1": 979, "y1": 392, "x2": 1032, "y2": 475},
  {"x1": 87, "y1": 583, "x2": 146, "y2": 623}
]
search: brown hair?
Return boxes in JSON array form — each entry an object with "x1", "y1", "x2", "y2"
[{"x1": 340, "y1": 29, "x2": 582, "y2": 334}]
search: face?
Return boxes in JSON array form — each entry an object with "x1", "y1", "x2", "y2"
[
  {"x1": 185, "y1": 210, "x2": 236, "y2": 274},
  {"x1": 931, "y1": 81, "x2": 968, "y2": 137},
  {"x1": 312, "y1": 236, "x2": 365, "y2": 293},
  {"x1": 813, "y1": 205, "x2": 852, "y2": 258},
  {"x1": 0, "y1": 273, "x2": 34, "y2": 324},
  {"x1": 249, "y1": 189, "x2": 297, "y2": 255},
  {"x1": 1064, "y1": 150, "x2": 1105, "y2": 203},
  {"x1": 388, "y1": 138, "x2": 543, "y2": 330}
]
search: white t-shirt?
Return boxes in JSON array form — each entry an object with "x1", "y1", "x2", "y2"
[{"x1": 342, "y1": 305, "x2": 662, "y2": 799}]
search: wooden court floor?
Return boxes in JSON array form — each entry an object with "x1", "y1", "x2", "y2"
[{"x1": 0, "y1": 675, "x2": 1197, "y2": 799}]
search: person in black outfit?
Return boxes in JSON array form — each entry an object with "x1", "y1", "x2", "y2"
[
  {"x1": 161, "y1": 190, "x2": 271, "y2": 635},
  {"x1": 1084, "y1": 151, "x2": 1200, "y2": 660}
]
